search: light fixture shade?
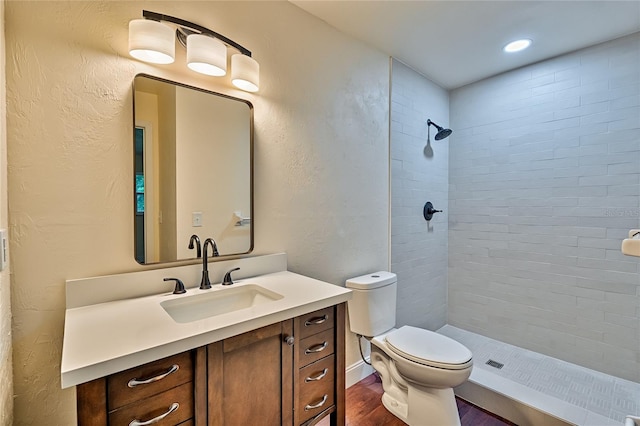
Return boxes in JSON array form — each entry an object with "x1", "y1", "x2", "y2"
[
  {"x1": 231, "y1": 54, "x2": 259, "y2": 92},
  {"x1": 129, "y1": 19, "x2": 175, "y2": 64},
  {"x1": 187, "y1": 34, "x2": 227, "y2": 77}
]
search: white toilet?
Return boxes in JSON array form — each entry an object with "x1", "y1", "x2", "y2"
[{"x1": 346, "y1": 271, "x2": 473, "y2": 426}]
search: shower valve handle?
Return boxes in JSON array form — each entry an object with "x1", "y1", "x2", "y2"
[{"x1": 423, "y1": 202, "x2": 442, "y2": 221}]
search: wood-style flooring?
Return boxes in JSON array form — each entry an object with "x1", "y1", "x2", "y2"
[{"x1": 320, "y1": 373, "x2": 515, "y2": 426}]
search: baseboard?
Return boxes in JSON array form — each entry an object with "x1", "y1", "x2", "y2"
[{"x1": 346, "y1": 358, "x2": 374, "y2": 388}]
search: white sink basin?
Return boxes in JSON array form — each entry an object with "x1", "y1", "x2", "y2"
[{"x1": 161, "y1": 284, "x2": 284, "y2": 323}]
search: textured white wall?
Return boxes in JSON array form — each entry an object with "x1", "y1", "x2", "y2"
[
  {"x1": 0, "y1": 0, "x2": 14, "y2": 424},
  {"x1": 449, "y1": 33, "x2": 640, "y2": 381},
  {"x1": 390, "y1": 59, "x2": 449, "y2": 330},
  {"x1": 6, "y1": 1, "x2": 389, "y2": 424}
]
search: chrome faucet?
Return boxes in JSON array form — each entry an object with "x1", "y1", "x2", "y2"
[
  {"x1": 200, "y1": 238, "x2": 220, "y2": 289},
  {"x1": 188, "y1": 234, "x2": 201, "y2": 258}
]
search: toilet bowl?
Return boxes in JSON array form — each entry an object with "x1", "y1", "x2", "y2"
[
  {"x1": 346, "y1": 272, "x2": 473, "y2": 426},
  {"x1": 370, "y1": 327, "x2": 472, "y2": 425}
]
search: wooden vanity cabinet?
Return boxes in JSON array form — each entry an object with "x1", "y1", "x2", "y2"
[
  {"x1": 76, "y1": 348, "x2": 207, "y2": 426},
  {"x1": 294, "y1": 305, "x2": 345, "y2": 426},
  {"x1": 75, "y1": 303, "x2": 345, "y2": 426},
  {"x1": 205, "y1": 304, "x2": 346, "y2": 426}
]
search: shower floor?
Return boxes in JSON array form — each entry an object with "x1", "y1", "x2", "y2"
[{"x1": 438, "y1": 325, "x2": 639, "y2": 426}]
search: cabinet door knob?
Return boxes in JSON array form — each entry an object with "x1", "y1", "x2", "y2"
[{"x1": 284, "y1": 336, "x2": 295, "y2": 346}]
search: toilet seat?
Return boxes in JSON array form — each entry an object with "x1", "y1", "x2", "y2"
[{"x1": 385, "y1": 326, "x2": 472, "y2": 370}]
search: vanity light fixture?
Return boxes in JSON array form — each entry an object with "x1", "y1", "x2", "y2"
[
  {"x1": 129, "y1": 10, "x2": 260, "y2": 92},
  {"x1": 129, "y1": 19, "x2": 175, "y2": 64},
  {"x1": 186, "y1": 34, "x2": 227, "y2": 77},
  {"x1": 503, "y1": 39, "x2": 532, "y2": 53}
]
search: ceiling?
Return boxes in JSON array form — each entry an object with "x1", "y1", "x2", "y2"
[{"x1": 291, "y1": 1, "x2": 640, "y2": 89}]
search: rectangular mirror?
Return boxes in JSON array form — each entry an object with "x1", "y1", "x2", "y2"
[{"x1": 133, "y1": 74, "x2": 253, "y2": 264}]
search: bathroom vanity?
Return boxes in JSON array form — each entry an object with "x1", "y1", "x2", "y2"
[{"x1": 62, "y1": 254, "x2": 351, "y2": 426}]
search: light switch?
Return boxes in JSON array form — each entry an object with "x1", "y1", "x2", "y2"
[{"x1": 192, "y1": 212, "x2": 203, "y2": 227}]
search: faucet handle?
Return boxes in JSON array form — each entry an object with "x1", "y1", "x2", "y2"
[
  {"x1": 222, "y1": 267, "x2": 240, "y2": 286},
  {"x1": 164, "y1": 277, "x2": 186, "y2": 294}
]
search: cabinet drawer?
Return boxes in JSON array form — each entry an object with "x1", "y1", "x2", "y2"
[
  {"x1": 109, "y1": 382, "x2": 193, "y2": 426},
  {"x1": 298, "y1": 355, "x2": 335, "y2": 404},
  {"x1": 297, "y1": 306, "x2": 334, "y2": 340},
  {"x1": 298, "y1": 360, "x2": 335, "y2": 424},
  {"x1": 108, "y1": 352, "x2": 193, "y2": 410},
  {"x1": 299, "y1": 328, "x2": 334, "y2": 367}
]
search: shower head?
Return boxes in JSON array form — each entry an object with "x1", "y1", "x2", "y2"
[{"x1": 427, "y1": 119, "x2": 453, "y2": 140}]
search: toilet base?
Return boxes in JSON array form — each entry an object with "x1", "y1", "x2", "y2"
[
  {"x1": 408, "y1": 385, "x2": 461, "y2": 426},
  {"x1": 370, "y1": 337, "x2": 468, "y2": 426},
  {"x1": 381, "y1": 391, "x2": 408, "y2": 422},
  {"x1": 380, "y1": 385, "x2": 461, "y2": 426}
]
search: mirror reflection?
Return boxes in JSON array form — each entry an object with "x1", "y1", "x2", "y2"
[{"x1": 134, "y1": 74, "x2": 253, "y2": 264}]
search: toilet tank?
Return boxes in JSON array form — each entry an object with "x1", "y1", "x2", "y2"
[{"x1": 345, "y1": 271, "x2": 397, "y2": 337}]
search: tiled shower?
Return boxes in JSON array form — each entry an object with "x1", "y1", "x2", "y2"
[{"x1": 391, "y1": 32, "x2": 639, "y2": 422}]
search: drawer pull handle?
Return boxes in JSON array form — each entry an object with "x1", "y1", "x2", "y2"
[
  {"x1": 304, "y1": 394, "x2": 328, "y2": 411},
  {"x1": 305, "y1": 341, "x2": 328, "y2": 355},
  {"x1": 305, "y1": 315, "x2": 328, "y2": 326},
  {"x1": 305, "y1": 368, "x2": 329, "y2": 382},
  {"x1": 127, "y1": 364, "x2": 179, "y2": 388},
  {"x1": 129, "y1": 402, "x2": 179, "y2": 426}
]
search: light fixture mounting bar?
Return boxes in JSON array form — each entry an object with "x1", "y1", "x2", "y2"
[{"x1": 142, "y1": 10, "x2": 252, "y2": 57}]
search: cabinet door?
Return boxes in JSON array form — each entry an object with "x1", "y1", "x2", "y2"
[{"x1": 208, "y1": 320, "x2": 294, "y2": 426}]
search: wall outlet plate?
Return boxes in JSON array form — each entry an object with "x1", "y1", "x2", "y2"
[{"x1": 0, "y1": 229, "x2": 7, "y2": 271}]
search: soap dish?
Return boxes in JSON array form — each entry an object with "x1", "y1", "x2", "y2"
[{"x1": 621, "y1": 229, "x2": 640, "y2": 257}]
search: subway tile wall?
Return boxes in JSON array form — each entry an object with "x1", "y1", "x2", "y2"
[
  {"x1": 449, "y1": 33, "x2": 640, "y2": 381},
  {"x1": 391, "y1": 59, "x2": 450, "y2": 330}
]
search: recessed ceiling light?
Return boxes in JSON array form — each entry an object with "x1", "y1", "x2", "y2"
[{"x1": 503, "y1": 39, "x2": 532, "y2": 53}]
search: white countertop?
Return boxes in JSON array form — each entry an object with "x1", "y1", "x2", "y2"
[{"x1": 61, "y1": 270, "x2": 351, "y2": 388}]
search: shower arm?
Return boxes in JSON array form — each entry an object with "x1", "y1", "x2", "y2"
[{"x1": 427, "y1": 119, "x2": 442, "y2": 130}]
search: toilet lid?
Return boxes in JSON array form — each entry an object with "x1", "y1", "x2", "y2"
[{"x1": 385, "y1": 326, "x2": 472, "y2": 370}]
